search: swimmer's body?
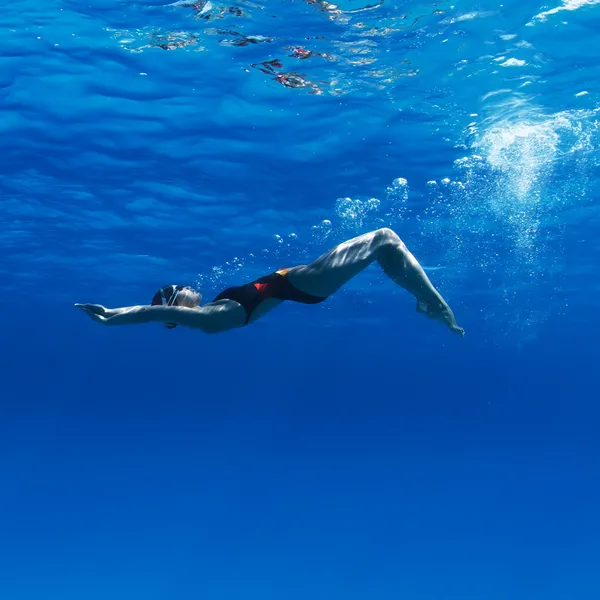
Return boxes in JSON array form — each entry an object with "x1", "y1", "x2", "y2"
[{"x1": 76, "y1": 228, "x2": 465, "y2": 337}]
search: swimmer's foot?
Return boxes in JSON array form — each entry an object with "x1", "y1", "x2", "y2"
[{"x1": 416, "y1": 299, "x2": 465, "y2": 337}]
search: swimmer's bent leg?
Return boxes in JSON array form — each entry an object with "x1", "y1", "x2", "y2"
[
  {"x1": 288, "y1": 228, "x2": 432, "y2": 298},
  {"x1": 287, "y1": 228, "x2": 464, "y2": 335}
]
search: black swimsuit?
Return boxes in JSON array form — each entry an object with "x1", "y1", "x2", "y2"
[{"x1": 212, "y1": 268, "x2": 327, "y2": 325}]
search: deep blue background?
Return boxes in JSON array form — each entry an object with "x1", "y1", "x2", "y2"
[{"x1": 2, "y1": 1, "x2": 600, "y2": 598}]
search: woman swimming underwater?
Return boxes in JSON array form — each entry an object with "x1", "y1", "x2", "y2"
[{"x1": 76, "y1": 228, "x2": 464, "y2": 337}]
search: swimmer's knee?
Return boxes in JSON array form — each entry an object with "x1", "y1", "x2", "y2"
[
  {"x1": 374, "y1": 227, "x2": 405, "y2": 250},
  {"x1": 374, "y1": 227, "x2": 393, "y2": 243}
]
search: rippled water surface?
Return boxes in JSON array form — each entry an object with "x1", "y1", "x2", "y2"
[{"x1": 2, "y1": 1, "x2": 600, "y2": 598}]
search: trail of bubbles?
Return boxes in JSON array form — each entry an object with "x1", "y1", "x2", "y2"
[{"x1": 429, "y1": 106, "x2": 600, "y2": 340}]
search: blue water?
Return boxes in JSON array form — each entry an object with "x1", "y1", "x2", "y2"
[{"x1": 2, "y1": 0, "x2": 600, "y2": 598}]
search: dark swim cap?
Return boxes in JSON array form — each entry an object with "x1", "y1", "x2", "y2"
[{"x1": 151, "y1": 284, "x2": 184, "y2": 329}]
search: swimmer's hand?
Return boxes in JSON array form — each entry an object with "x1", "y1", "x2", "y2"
[{"x1": 75, "y1": 303, "x2": 117, "y2": 325}]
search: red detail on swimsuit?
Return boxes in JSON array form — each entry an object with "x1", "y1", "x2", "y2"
[{"x1": 254, "y1": 282, "x2": 270, "y2": 294}]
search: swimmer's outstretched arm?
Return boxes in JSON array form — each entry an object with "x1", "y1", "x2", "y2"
[{"x1": 74, "y1": 303, "x2": 236, "y2": 333}]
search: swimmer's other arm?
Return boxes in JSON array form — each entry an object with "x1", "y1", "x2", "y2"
[{"x1": 74, "y1": 303, "x2": 235, "y2": 333}]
